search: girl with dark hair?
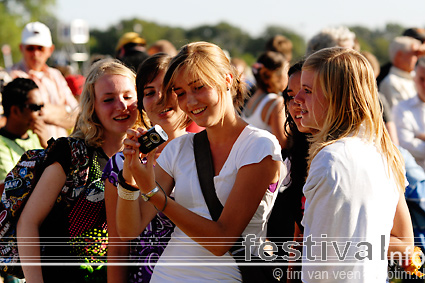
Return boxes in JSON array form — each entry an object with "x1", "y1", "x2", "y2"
[
  {"x1": 242, "y1": 51, "x2": 289, "y2": 148},
  {"x1": 104, "y1": 53, "x2": 188, "y2": 282},
  {"x1": 267, "y1": 61, "x2": 308, "y2": 282}
]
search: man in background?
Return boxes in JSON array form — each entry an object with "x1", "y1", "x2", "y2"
[
  {"x1": 379, "y1": 36, "x2": 422, "y2": 109},
  {"x1": 393, "y1": 58, "x2": 425, "y2": 170},
  {"x1": 9, "y1": 21, "x2": 78, "y2": 139},
  {"x1": 115, "y1": 31, "x2": 149, "y2": 71},
  {"x1": 0, "y1": 78, "x2": 48, "y2": 180}
]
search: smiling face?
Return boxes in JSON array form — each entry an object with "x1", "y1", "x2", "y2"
[
  {"x1": 94, "y1": 74, "x2": 138, "y2": 139},
  {"x1": 142, "y1": 71, "x2": 186, "y2": 131},
  {"x1": 287, "y1": 71, "x2": 310, "y2": 133},
  {"x1": 172, "y1": 72, "x2": 227, "y2": 128},
  {"x1": 294, "y1": 70, "x2": 329, "y2": 131}
]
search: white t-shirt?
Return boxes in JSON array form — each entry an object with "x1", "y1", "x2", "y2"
[
  {"x1": 152, "y1": 125, "x2": 284, "y2": 282},
  {"x1": 301, "y1": 136, "x2": 399, "y2": 283}
]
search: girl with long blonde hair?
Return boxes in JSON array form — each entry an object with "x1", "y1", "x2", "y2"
[
  {"x1": 294, "y1": 47, "x2": 414, "y2": 282},
  {"x1": 17, "y1": 58, "x2": 139, "y2": 282}
]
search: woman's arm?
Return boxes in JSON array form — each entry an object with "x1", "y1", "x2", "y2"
[
  {"x1": 388, "y1": 191, "x2": 414, "y2": 263},
  {"x1": 162, "y1": 156, "x2": 280, "y2": 256},
  {"x1": 115, "y1": 140, "x2": 173, "y2": 239},
  {"x1": 105, "y1": 180, "x2": 130, "y2": 283},
  {"x1": 17, "y1": 162, "x2": 66, "y2": 283},
  {"x1": 133, "y1": 156, "x2": 280, "y2": 256},
  {"x1": 120, "y1": 128, "x2": 281, "y2": 255}
]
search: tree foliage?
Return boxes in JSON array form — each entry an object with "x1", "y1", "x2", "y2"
[
  {"x1": 0, "y1": 0, "x2": 55, "y2": 67},
  {"x1": 0, "y1": 6, "x2": 423, "y2": 71},
  {"x1": 1, "y1": 0, "x2": 55, "y2": 21},
  {"x1": 87, "y1": 18, "x2": 415, "y2": 69}
]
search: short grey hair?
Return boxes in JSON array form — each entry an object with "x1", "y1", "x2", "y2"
[
  {"x1": 306, "y1": 26, "x2": 356, "y2": 56},
  {"x1": 389, "y1": 36, "x2": 421, "y2": 63}
]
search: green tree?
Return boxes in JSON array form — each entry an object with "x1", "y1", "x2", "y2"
[
  {"x1": 0, "y1": 3, "x2": 21, "y2": 66},
  {"x1": 1, "y1": 0, "x2": 55, "y2": 21},
  {"x1": 87, "y1": 16, "x2": 417, "y2": 74},
  {"x1": 89, "y1": 18, "x2": 186, "y2": 59},
  {"x1": 350, "y1": 23, "x2": 407, "y2": 64},
  {"x1": 185, "y1": 22, "x2": 252, "y2": 58},
  {"x1": 0, "y1": 0, "x2": 56, "y2": 67}
]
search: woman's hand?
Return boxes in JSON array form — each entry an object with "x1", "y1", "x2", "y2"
[{"x1": 122, "y1": 127, "x2": 157, "y2": 192}]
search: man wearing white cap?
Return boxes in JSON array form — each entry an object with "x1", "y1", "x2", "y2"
[{"x1": 9, "y1": 21, "x2": 78, "y2": 139}]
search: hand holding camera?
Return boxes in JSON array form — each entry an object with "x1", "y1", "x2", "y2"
[{"x1": 138, "y1": 125, "x2": 168, "y2": 154}]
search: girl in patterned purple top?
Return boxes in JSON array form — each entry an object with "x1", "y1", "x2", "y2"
[{"x1": 103, "y1": 53, "x2": 189, "y2": 282}]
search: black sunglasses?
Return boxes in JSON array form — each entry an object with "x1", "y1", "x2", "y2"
[
  {"x1": 24, "y1": 103, "x2": 44, "y2": 112},
  {"x1": 25, "y1": 45, "x2": 46, "y2": 52}
]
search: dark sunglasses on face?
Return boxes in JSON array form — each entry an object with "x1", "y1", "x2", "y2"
[
  {"x1": 25, "y1": 45, "x2": 46, "y2": 52},
  {"x1": 25, "y1": 103, "x2": 44, "y2": 112}
]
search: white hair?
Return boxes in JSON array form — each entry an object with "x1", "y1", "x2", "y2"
[
  {"x1": 306, "y1": 26, "x2": 356, "y2": 56},
  {"x1": 389, "y1": 36, "x2": 421, "y2": 63}
]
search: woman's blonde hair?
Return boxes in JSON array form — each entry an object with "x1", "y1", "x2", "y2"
[
  {"x1": 162, "y1": 41, "x2": 248, "y2": 117},
  {"x1": 304, "y1": 47, "x2": 405, "y2": 191},
  {"x1": 71, "y1": 58, "x2": 141, "y2": 147}
]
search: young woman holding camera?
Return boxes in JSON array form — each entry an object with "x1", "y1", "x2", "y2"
[
  {"x1": 17, "y1": 58, "x2": 139, "y2": 283},
  {"x1": 116, "y1": 42, "x2": 285, "y2": 282}
]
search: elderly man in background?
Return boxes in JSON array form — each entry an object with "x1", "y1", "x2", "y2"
[
  {"x1": 379, "y1": 36, "x2": 423, "y2": 109},
  {"x1": 9, "y1": 21, "x2": 78, "y2": 139},
  {"x1": 393, "y1": 58, "x2": 425, "y2": 170}
]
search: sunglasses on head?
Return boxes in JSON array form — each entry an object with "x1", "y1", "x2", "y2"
[
  {"x1": 25, "y1": 103, "x2": 44, "y2": 112},
  {"x1": 25, "y1": 45, "x2": 46, "y2": 52}
]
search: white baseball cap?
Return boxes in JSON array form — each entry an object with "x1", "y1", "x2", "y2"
[{"x1": 21, "y1": 22, "x2": 52, "y2": 47}]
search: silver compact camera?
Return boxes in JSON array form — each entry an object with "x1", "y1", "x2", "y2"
[{"x1": 138, "y1": 125, "x2": 168, "y2": 154}]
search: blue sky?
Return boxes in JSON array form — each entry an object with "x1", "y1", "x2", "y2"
[{"x1": 56, "y1": 0, "x2": 425, "y2": 41}]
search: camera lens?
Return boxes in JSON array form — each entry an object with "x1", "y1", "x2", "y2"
[{"x1": 149, "y1": 133, "x2": 161, "y2": 144}]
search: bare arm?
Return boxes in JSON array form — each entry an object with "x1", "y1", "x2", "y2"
[
  {"x1": 388, "y1": 191, "x2": 414, "y2": 263},
  {"x1": 120, "y1": 128, "x2": 281, "y2": 256},
  {"x1": 105, "y1": 180, "x2": 130, "y2": 283},
  {"x1": 415, "y1": 133, "x2": 425, "y2": 142},
  {"x1": 17, "y1": 162, "x2": 66, "y2": 283},
  {"x1": 32, "y1": 116, "x2": 49, "y2": 148},
  {"x1": 116, "y1": 134, "x2": 171, "y2": 239},
  {"x1": 156, "y1": 157, "x2": 280, "y2": 256},
  {"x1": 42, "y1": 104, "x2": 78, "y2": 130}
]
